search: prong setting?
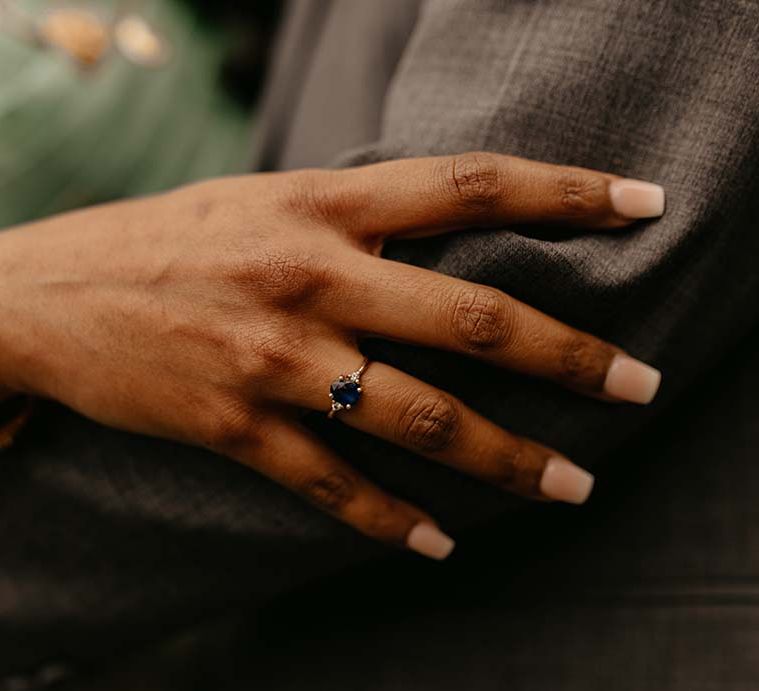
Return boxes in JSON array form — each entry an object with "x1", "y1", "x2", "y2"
[{"x1": 327, "y1": 358, "x2": 369, "y2": 419}]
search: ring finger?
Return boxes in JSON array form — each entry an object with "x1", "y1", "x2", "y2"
[{"x1": 284, "y1": 348, "x2": 595, "y2": 506}]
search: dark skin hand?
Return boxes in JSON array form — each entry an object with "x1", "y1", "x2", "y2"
[{"x1": 0, "y1": 152, "x2": 663, "y2": 559}]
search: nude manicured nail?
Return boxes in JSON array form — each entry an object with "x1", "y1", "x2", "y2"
[
  {"x1": 609, "y1": 179, "x2": 665, "y2": 218},
  {"x1": 540, "y1": 457, "x2": 595, "y2": 505},
  {"x1": 604, "y1": 354, "x2": 662, "y2": 404},
  {"x1": 407, "y1": 523, "x2": 455, "y2": 560}
]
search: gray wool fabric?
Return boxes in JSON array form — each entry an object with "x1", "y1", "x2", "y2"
[{"x1": 4, "y1": 0, "x2": 759, "y2": 688}]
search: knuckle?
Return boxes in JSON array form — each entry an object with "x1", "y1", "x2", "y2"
[
  {"x1": 495, "y1": 439, "x2": 544, "y2": 495},
  {"x1": 303, "y1": 470, "x2": 357, "y2": 513},
  {"x1": 250, "y1": 250, "x2": 332, "y2": 308},
  {"x1": 557, "y1": 171, "x2": 608, "y2": 216},
  {"x1": 493, "y1": 439, "x2": 523, "y2": 487},
  {"x1": 280, "y1": 169, "x2": 362, "y2": 227},
  {"x1": 248, "y1": 330, "x2": 308, "y2": 379},
  {"x1": 443, "y1": 152, "x2": 503, "y2": 210},
  {"x1": 166, "y1": 316, "x2": 228, "y2": 356},
  {"x1": 399, "y1": 392, "x2": 462, "y2": 453},
  {"x1": 450, "y1": 287, "x2": 512, "y2": 351},
  {"x1": 357, "y1": 497, "x2": 407, "y2": 542},
  {"x1": 200, "y1": 398, "x2": 260, "y2": 451},
  {"x1": 558, "y1": 335, "x2": 612, "y2": 390}
]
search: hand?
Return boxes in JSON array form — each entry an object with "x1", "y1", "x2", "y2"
[{"x1": 0, "y1": 152, "x2": 664, "y2": 559}]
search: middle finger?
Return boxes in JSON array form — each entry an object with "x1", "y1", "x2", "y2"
[{"x1": 338, "y1": 254, "x2": 661, "y2": 405}]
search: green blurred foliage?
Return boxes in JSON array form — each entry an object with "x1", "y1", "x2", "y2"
[{"x1": 0, "y1": 0, "x2": 255, "y2": 227}]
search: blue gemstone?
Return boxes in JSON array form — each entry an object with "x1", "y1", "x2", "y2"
[{"x1": 330, "y1": 379, "x2": 361, "y2": 407}]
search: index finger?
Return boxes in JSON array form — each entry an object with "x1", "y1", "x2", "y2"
[{"x1": 327, "y1": 152, "x2": 665, "y2": 239}]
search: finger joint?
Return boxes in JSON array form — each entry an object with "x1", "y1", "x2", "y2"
[
  {"x1": 399, "y1": 392, "x2": 462, "y2": 454},
  {"x1": 450, "y1": 287, "x2": 512, "y2": 352},
  {"x1": 280, "y1": 169, "x2": 364, "y2": 227},
  {"x1": 559, "y1": 335, "x2": 614, "y2": 390},
  {"x1": 494, "y1": 439, "x2": 545, "y2": 496},
  {"x1": 304, "y1": 471, "x2": 357, "y2": 513},
  {"x1": 557, "y1": 171, "x2": 608, "y2": 217},
  {"x1": 200, "y1": 399, "x2": 261, "y2": 452},
  {"x1": 443, "y1": 152, "x2": 503, "y2": 211}
]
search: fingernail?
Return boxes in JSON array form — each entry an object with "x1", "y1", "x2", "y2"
[
  {"x1": 407, "y1": 523, "x2": 456, "y2": 560},
  {"x1": 540, "y1": 457, "x2": 595, "y2": 505},
  {"x1": 604, "y1": 354, "x2": 661, "y2": 404},
  {"x1": 609, "y1": 179, "x2": 665, "y2": 218}
]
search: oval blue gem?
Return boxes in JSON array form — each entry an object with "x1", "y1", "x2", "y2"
[{"x1": 330, "y1": 379, "x2": 361, "y2": 407}]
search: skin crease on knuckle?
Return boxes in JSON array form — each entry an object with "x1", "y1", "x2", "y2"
[
  {"x1": 558, "y1": 335, "x2": 617, "y2": 392},
  {"x1": 449, "y1": 286, "x2": 513, "y2": 353},
  {"x1": 491, "y1": 440, "x2": 546, "y2": 497},
  {"x1": 197, "y1": 396, "x2": 263, "y2": 454},
  {"x1": 240, "y1": 324, "x2": 316, "y2": 389},
  {"x1": 247, "y1": 250, "x2": 331, "y2": 309},
  {"x1": 442, "y1": 152, "x2": 504, "y2": 212},
  {"x1": 303, "y1": 472, "x2": 408, "y2": 543},
  {"x1": 303, "y1": 470, "x2": 358, "y2": 514},
  {"x1": 277, "y1": 168, "x2": 369, "y2": 230},
  {"x1": 555, "y1": 170, "x2": 609, "y2": 218},
  {"x1": 398, "y1": 391, "x2": 462, "y2": 454},
  {"x1": 350, "y1": 494, "x2": 414, "y2": 544}
]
